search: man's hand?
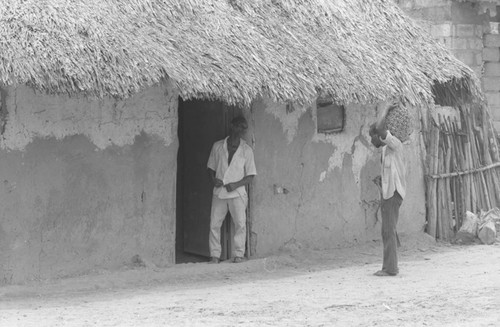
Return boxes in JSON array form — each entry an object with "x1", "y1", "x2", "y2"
[
  {"x1": 224, "y1": 183, "x2": 237, "y2": 192},
  {"x1": 213, "y1": 178, "x2": 224, "y2": 188},
  {"x1": 372, "y1": 175, "x2": 382, "y2": 189},
  {"x1": 375, "y1": 100, "x2": 399, "y2": 138},
  {"x1": 208, "y1": 169, "x2": 223, "y2": 188},
  {"x1": 376, "y1": 99, "x2": 397, "y2": 122}
]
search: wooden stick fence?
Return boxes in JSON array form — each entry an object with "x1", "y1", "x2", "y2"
[{"x1": 423, "y1": 104, "x2": 500, "y2": 240}]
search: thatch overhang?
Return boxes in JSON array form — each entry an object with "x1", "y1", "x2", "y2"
[{"x1": 0, "y1": 0, "x2": 483, "y2": 108}]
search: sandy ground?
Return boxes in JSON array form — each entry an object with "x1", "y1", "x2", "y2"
[{"x1": 0, "y1": 232, "x2": 499, "y2": 327}]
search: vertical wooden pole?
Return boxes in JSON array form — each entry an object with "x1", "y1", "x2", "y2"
[{"x1": 426, "y1": 123, "x2": 439, "y2": 239}]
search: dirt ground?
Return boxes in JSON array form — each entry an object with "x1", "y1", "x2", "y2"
[{"x1": 0, "y1": 232, "x2": 499, "y2": 327}]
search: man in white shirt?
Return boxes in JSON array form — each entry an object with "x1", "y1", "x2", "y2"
[
  {"x1": 370, "y1": 102, "x2": 407, "y2": 276},
  {"x1": 207, "y1": 116, "x2": 257, "y2": 264}
]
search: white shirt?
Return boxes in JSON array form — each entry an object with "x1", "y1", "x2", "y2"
[
  {"x1": 381, "y1": 131, "x2": 406, "y2": 200},
  {"x1": 207, "y1": 137, "x2": 257, "y2": 199}
]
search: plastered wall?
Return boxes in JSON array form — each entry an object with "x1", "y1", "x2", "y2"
[
  {"x1": 0, "y1": 81, "x2": 426, "y2": 283},
  {"x1": 250, "y1": 99, "x2": 426, "y2": 255},
  {"x1": 0, "y1": 85, "x2": 178, "y2": 284}
]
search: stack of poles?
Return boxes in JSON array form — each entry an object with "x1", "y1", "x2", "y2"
[{"x1": 424, "y1": 104, "x2": 500, "y2": 240}]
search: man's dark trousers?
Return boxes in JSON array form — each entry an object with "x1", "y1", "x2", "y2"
[{"x1": 381, "y1": 191, "x2": 402, "y2": 275}]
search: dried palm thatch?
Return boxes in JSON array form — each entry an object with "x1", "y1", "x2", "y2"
[{"x1": 0, "y1": 0, "x2": 483, "y2": 107}]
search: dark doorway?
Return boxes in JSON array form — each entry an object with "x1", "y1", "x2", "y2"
[{"x1": 175, "y1": 99, "x2": 242, "y2": 263}]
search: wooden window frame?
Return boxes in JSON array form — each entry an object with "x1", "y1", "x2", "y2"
[{"x1": 316, "y1": 99, "x2": 345, "y2": 134}]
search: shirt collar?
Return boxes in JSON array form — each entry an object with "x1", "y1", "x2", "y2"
[{"x1": 224, "y1": 137, "x2": 246, "y2": 150}]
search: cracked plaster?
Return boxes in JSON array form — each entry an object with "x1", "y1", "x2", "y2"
[
  {"x1": 263, "y1": 99, "x2": 375, "y2": 186},
  {"x1": 230, "y1": 97, "x2": 379, "y2": 188},
  {"x1": 263, "y1": 99, "x2": 308, "y2": 143},
  {"x1": 0, "y1": 82, "x2": 178, "y2": 151},
  {"x1": 313, "y1": 104, "x2": 374, "y2": 185}
]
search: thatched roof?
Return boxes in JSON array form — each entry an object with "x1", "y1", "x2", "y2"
[{"x1": 0, "y1": 0, "x2": 483, "y2": 107}]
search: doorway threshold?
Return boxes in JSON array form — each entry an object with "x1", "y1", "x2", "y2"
[{"x1": 175, "y1": 251, "x2": 209, "y2": 264}]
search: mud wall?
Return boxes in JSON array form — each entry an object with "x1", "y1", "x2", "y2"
[
  {"x1": 249, "y1": 100, "x2": 426, "y2": 255},
  {"x1": 0, "y1": 80, "x2": 427, "y2": 282},
  {"x1": 0, "y1": 85, "x2": 178, "y2": 284}
]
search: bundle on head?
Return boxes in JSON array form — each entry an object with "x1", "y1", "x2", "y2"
[{"x1": 385, "y1": 104, "x2": 412, "y2": 143}]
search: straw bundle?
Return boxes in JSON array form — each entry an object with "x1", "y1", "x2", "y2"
[
  {"x1": 424, "y1": 104, "x2": 500, "y2": 240},
  {"x1": 0, "y1": 0, "x2": 483, "y2": 108},
  {"x1": 385, "y1": 105, "x2": 412, "y2": 142}
]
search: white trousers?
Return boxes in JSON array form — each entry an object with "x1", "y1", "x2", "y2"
[{"x1": 209, "y1": 195, "x2": 247, "y2": 258}]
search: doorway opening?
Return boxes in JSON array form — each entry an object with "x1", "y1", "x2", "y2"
[{"x1": 175, "y1": 98, "x2": 245, "y2": 264}]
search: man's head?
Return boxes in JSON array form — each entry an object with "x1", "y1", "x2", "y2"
[
  {"x1": 369, "y1": 123, "x2": 384, "y2": 148},
  {"x1": 230, "y1": 116, "x2": 248, "y2": 138}
]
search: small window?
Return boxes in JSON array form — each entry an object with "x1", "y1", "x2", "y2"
[{"x1": 316, "y1": 99, "x2": 345, "y2": 134}]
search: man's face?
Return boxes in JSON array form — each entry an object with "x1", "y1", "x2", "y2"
[
  {"x1": 231, "y1": 122, "x2": 248, "y2": 138},
  {"x1": 371, "y1": 134, "x2": 383, "y2": 148}
]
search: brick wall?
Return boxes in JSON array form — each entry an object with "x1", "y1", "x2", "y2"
[
  {"x1": 483, "y1": 33, "x2": 500, "y2": 130},
  {"x1": 398, "y1": 0, "x2": 500, "y2": 132}
]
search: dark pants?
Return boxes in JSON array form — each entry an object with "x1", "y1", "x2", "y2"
[{"x1": 381, "y1": 191, "x2": 402, "y2": 275}]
